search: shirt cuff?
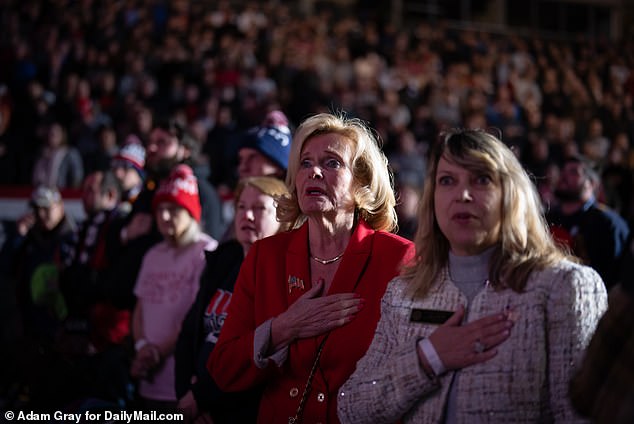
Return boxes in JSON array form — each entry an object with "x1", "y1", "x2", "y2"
[{"x1": 253, "y1": 318, "x2": 288, "y2": 368}]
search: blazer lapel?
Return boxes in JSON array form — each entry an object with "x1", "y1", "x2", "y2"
[{"x1": 285, "y1": 223, "x2": 311, "y2": 305}]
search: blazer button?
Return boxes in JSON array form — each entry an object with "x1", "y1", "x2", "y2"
[
  {"x1": 289, "y1": 387, "x2": 299, "y2": 398},
  {"x1": 317, "y1": 392, "x2": 325, "y2": 402}
]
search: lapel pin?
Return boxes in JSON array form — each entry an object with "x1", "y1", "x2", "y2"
[{"x1": 288, "y1": 275, "x2": 305, "y2": 294}]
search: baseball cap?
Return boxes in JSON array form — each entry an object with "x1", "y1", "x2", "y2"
[
  {"x1": 240, "y1": 110, "x2": 292, "y2": 171},
  {"x1": 30, "y1": 186, "x2": 62, "y2": 208}
]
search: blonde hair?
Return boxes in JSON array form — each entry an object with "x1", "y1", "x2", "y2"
[
  {"x1": 276, "y1": 112, "x2": 397, "y2": 232},
  {"x1": 404, "y1": 128, "x2": 572, "y2": 297},
  {"x1": 234, "y1": 176, "x2": 291, "y2": 233}
]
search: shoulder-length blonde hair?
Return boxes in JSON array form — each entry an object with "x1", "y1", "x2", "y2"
[
  {"x1": 404, "y1": 128, "x2": 572, "y2": 298},
  {"x1": 276, "y1": 112, "x2": 397, "y2": 232},
  {"x1": 234, "y1": 176, "x2": 291, "y2": 233}
]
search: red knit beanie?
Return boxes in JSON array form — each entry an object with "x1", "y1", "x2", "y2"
[{"x1": 152, "y1": 164, "x2": 201, "y2": 222}]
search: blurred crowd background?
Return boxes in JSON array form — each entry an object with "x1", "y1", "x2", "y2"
[{"x1": 0, "y1": 1, "x2": 633, "y2": 202}]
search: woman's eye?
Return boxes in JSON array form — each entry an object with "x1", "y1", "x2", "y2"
[
  {"x1": 476, "y1": 174, "x2": 492, "y2": 185},
  {"x1": 325, "y1": 158, "x2": 341, "y2": 168},
  {"x1": 300, "y1": 159, "x2": 312, "y2": 168},
  {"x1": 438, "y1": 175, "x2": 453, "y2": 185}
]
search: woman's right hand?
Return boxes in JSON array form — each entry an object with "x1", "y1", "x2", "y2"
[
  {"x1": 270, "y1": 280, "x2": 364, "y2": 350},
  {"x1": 16, "y1": 211, "x2": 35, "y2": 236},
  {"x1": 426, "y1": 305, "x2": 513, "y2": 371}
]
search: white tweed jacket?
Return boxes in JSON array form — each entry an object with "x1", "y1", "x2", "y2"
[{"x1": 337, "y1": 260, "x2": 607, "y2": 424}]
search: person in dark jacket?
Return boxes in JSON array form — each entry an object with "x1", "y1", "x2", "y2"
[
  {"x1": 56, "y1": 169, "x2": 133, "y2": 407},
  {"x1": 175, "y1": 176, "x2": 289, "y2": 423},
  {"x1": 10, "y1": 186, "x2": 76, "y2": 342},
  {"x1": 547, "y1": 154, "x2": 630, "y2": 290},
  {"x1": 6, "y1": 186, "x2": 76, "y2": 409}
]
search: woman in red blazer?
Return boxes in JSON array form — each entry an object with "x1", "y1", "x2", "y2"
[{"x1": 209, "y1": 112, "x2": 415, "y2": 423}]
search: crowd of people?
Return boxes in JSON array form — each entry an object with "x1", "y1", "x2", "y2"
[{"x1": 1, "y1": 0, "x2": 634, "y2": 422}]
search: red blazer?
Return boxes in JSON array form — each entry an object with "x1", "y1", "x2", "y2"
[{"x1": 209, "y1": 219, "x2": 414, "y2": 423}]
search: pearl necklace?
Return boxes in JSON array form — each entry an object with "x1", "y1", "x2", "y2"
[{"x1": 310, "y1": 252, "x2": 344, "y2": 265}]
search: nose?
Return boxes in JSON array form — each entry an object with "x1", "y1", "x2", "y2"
[
  {"x1": 245, "y1": 209, "x2": 255, "y2": 221},
  {"x1": 311, "y1": 166, "x2": 323, "y2": 179},
  {"x1": 159, "y1": 208, "x2": 171, "y2": 221},
  {"x1": 146, "y1": 142, "x2": 158, "y2": 153},
  {"x1": 238, "y1": 158, "x2": 249, "y2": 174},
  {"x1": 459, "y1": 188, "x2": 473, "y2": 202}
]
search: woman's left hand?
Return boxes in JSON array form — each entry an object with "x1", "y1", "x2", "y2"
[{"x1": 270, "y1": 279, "x2": 364, "y2": 349}]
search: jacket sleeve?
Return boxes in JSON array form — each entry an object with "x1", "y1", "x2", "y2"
[
  {"x1": 337, "y1": 278, "x2": 440, "y2": 424},
  {"x1": 208, "y1": 242, "x2": 277, "y2": 391},
  {"x1": 547, "y1": 265, "x2": 607, "y2": 423},
  {"x1": 174, "y1": 291, "x2": 199, "y2": 399}
]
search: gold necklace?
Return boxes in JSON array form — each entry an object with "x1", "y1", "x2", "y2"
[{"x1": 310, "y1": 252, "x2": 344, "y2": 265}]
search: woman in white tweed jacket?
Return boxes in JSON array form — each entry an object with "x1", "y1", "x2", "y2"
[{"x1": 338, "y1": 129, "x2": 607, "y2": 423}]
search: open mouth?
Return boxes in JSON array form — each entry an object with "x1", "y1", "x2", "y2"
[{"x1": 306, "y1": 186, "x2": 327, "y2": 196}]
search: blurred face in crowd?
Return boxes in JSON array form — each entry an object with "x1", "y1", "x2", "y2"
[
  {"x1": 34, "y1": 202, "x2": 64, "y2": 231},
  {"x1": 135, "y1": 108, "x2": 153, "y2": 135},
  {"x1": 82, "y1": 171, "x2": 117, "y2": 215},
  {"x1": 155, "y1": 202, "x2": 193, "y2": 244},
  {"x1": 433, "y1": 155, "x2": 502, "y2": 256},
  {"x1": 555, "y1": 161, "x2": 592, "y2": 202},
  {"x1": 112, "y1": 161, "x2": 142, "y2": 192},
  {"x1": 234, "y1": 185, "x2": 281, "y2": 253},
  {"x1": 146, "y1": 128, "x2": 185, "y2": 172},
  {"x1": 47, "y1": 123, "x2": 65, "y2": 148},
  {"x1": 238, "y1": 147, "x2": 281, "y2": 179}
]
